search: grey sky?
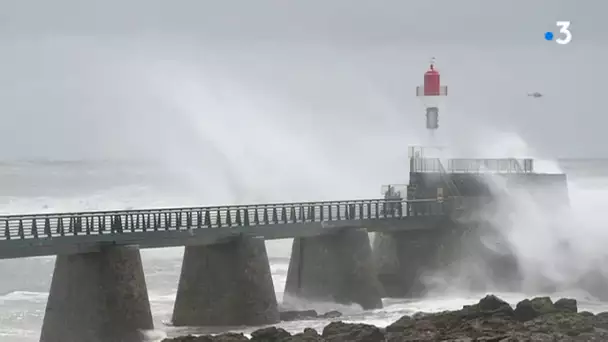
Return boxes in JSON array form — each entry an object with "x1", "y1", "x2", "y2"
[
  {"x1": 0, "y1": 0, "x2": 606, "y2": 161},
  {"x1": 0, "y1": 1, "x2": 597, "y2": 45}
]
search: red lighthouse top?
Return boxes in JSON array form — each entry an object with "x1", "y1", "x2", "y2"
[
  {"x1": 416, "y1": 58, "x2": 448, "y2": 99},
  {"x1": 423, "y1": 62, "x2": 441, "y2": 96}
]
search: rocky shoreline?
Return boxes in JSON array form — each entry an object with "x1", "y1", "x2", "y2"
[{"x1": 162, "y1": 294, "x2": 608, "y2": 341}]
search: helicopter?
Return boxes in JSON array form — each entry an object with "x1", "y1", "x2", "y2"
[{"x1": 527, "y1": 92, "x2": 543, "y2": 98}]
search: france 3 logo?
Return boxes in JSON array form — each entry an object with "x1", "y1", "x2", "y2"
[{"x1": 544, "y1": 21, "x2": 572, "y2": 45}]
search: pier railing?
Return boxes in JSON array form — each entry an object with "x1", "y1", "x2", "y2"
[
  {"x1": 410, "y1": 157, "x2": 534, "y2": 174},
  {"x1": 447, "y1": 158, "x2": 533, "y2": 173},
  {"x1": 0, "y1": 198, "x2": 453, "y2": 241}
]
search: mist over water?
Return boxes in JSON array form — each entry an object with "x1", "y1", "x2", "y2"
[
  {"x1": 494, "y1": 176, "x2": 608, "y2": 299},
  {"x1": 422, "y1": 150, "x2": 608, "y2": 303}
]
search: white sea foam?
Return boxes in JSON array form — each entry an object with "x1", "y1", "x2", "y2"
[{"x1": 0, "y1": 291, "x2": 48, "y2": 305}]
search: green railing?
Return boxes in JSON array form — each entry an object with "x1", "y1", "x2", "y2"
[{"x1": 0, "y1": 198, "x2": 454, "y2": 241}]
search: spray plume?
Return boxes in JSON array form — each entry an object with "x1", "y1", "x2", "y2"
[{"x1": 423, "y1": 133, "x2": 608, "y2": 302}]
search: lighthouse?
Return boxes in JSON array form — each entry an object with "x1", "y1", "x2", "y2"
[{"x1": 416, "y1": 58, "x2": 448, "y2": 131}]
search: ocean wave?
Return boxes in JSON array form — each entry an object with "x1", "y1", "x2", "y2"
[
  {"x1": 0, "y1": 291, "x2": 48, "y2": 304},
  {"x1": 148, "y1": 291, "x2": 177, "y2": 303},
  {"x1": 0, "y1": 327, "x2": 38, "y2": 338}
]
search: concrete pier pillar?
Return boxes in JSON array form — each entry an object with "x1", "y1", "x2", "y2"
[
  {"x1": 284, "y1": 228, "x2": 383, "y2": 310},
  {"x1": 172, "y1": 236, "x2": 279, "y2": 326},
  {"x1": 372, "y1": 229, "x2": 446, "y2": 298},
  {"x1": 40, "y1": 245, "x2": 153, "y2": 342}
]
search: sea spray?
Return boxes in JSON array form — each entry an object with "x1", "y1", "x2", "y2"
[{"x1": 423, "y1": 135, "x2": 608, "y2": 301}]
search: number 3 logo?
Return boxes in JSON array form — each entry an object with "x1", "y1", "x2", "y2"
[{"x1": 556, "y1": 21, "x2": 572, "y2": 45}]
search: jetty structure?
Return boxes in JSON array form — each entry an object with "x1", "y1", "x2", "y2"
[{"x1": 0, "y1": 59, "x2": 569, "y2": 342}]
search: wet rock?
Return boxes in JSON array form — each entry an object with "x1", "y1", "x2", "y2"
[
  {"x1": 286, "y1": 328, "x2": 324, "y2": 342},
  {"x1": 303, "y1": 328, "x2": 320, "y2": 335},
  {"x1": 387, "y1": 294, "x2": 516, "y2": 339},
  {"x1": 386, "y1": 315, "x2": 413, "y2": 332},
  {"x1": 322, "y1": 321, "x2": 384, "y2": 342},
  {"x1": 250, "y1": 327, "x2": 291, "y2": 342},
  {"x1": 596, "y1": 312, "x2": 608, "y2": 320},
  {"x1": 555, "y1": 298, "x2": 578, "y2": 313},
  {"x1": 213, "y1": 333, "x2": 249, "y2": 342},
  {"x1": 280, "y1": 310, "x2": 318, "y2": 321},
  {"x1": 464, "y1": 294, "x2": 515, "y2": 318},
  {"x1": 386, "y1": 316, "x2": 441, "y2": 341},
  {"x1": 592, "y1": 312, "x2": 608, "y2": 330},
  {"x1": 167, "y1": 294, "x2": 608, "y2": 341},
  {"x1": 411, "y1": 311, "x2": 429, "y2": 319},
  {"x1": 279, "y1": 310, "x2": 342, "y2": 322},
  {"x1": 514, "y1": 296, "x2": 556, "y2": 321},
  {"x1": 477, "y1": 294, "x2": 513, "y2": 313},
  {"x1": 525, "y1": 312, "x2": 594, "y2": 336}
]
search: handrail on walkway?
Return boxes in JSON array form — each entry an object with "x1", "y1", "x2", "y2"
[
  {"x1": 0, "y1": 198, "x2": 439, "y2": 219},
  {"x1": 0, "y1": 198, "x2": 455, "y2": 241}
]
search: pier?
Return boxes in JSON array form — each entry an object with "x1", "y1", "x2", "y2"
[
  {"x1": 1, "y1": 198, "x2": 453, "y2": 259},
  {"x1": 9, "y1": 197, "x2": 455, "y2": 342},
  {"x1": 0, "y1": 151, "x2": 569, "y2": 342}
]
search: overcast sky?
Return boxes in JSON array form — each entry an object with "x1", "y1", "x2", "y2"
[{"x1": 0, "y1": 0, "x2": 606, "y2": 161}]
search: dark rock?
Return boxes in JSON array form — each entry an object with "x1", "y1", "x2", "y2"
[
  {"x1": 280, "y1": 310, "x2": 318, "y2": 321},
  {"x1": 250, "y1": 327, "x2": 291, "y2": 342},
  {"x1": 514, "y1": 296, "x2": 556, "y2": 321},
  {"x1": 580, "y1": 311, "x2": 595, "y2": 317},
  {"x1": 386, "y1": 315, "x2": 442, "y2": 341},
  {"x1": 212, "y1": 333, "x2": 250, "y2": 342},
  {"x1": 162, "y1": 335, "x2": 213, "y2": 342},
  {"x1": 411, "y1": 311, "x2": 429, "y2": 319},
  {"x1": 524, "y1": 312, "x2": 594, "y2": 336},
  {"x1": 322, "y1": 321, "x2": 384, "y2": 342},
  {"x1": 555, "y1": 298, "x2": 578, "y2": 313},
  {"x1": 596, "y1": 312, "x2": 608, "y2": 320},
  {"x1": 478, "y1": 294, "x2": 512, "y2": 312},
  {"x1": 593, "y1": 312, "x2": 608, "y2": 330},
  {"x1": 386, "y1": 315, "x2": 413, "y2": 332},
  {"x1": 318, "y1": 310, "x2": 342, "y2": 319},
  {"x1": 279, "y1": 310, "x2": 342, "y2": 322},
  {"x1": 286, "y1": 328, "x2": 324, "y2": 342},
  {"x1": 468, "y1": 294, "x2": 515, "y2": 318},
  {"x1": 167, "y1": 294, "x2": 608, "y2": 341}
]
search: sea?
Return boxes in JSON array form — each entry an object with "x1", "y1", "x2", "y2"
[{"x1": 1, "y1": 158, "x2": 608, "y2": 341}]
